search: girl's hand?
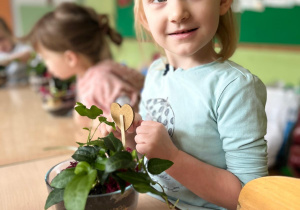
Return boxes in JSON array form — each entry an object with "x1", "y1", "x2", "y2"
[{"x1": 135, "y1": 121, "x2": 179, "y2": 161}]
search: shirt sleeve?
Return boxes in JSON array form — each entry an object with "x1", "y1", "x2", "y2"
[
  {"x1": 77, "y1": 62, "x2": 140, "y2": 117},
  {"x1": 216, "y1": 73, "x2": 268, "y2": 186}
]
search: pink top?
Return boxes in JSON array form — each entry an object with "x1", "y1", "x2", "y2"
[{"x1": 76, "y1": 60, "x2": 144, "y2": 116}]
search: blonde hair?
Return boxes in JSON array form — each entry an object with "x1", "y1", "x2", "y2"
[
  {"x1": 23, "y1": 2, "x2": 123, "y2": 64},
  {"x1": 134, "y1": 0, "x2": 238, "y2": 61}
]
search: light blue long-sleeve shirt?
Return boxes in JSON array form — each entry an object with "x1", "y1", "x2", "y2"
[{"x1": 139, "y1": 58, "x2": 268, "y2": 210}]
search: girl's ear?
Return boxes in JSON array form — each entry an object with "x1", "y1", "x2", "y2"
[
  {"x1": 220, "y1": 0, "x2": 233, "y2": 16},
  {"x1": 63, "y1": 50, "x2": 78, "y2": 67}
]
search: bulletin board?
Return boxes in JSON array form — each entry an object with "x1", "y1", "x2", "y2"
[
  {"x1": 116, "y1": 0, "x2": 135, "y2": 38},
  {"x1": 239, "y1": 6, "x2": 300, "y2": 45}
]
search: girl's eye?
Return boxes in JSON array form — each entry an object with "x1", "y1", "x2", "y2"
[{"x1": 153, "y1": 0, "x2": 167, "y2": 3}]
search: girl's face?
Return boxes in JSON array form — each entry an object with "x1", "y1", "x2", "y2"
[
  {"x1": 0, "y1": 29, "x2": 13, "y2": 53},
  {"x1": 38, "y1": 45, "x2": 76, "y2": 80},
  {"x1": 142, "y1": 0, "x2": 225, "y2": 66}
]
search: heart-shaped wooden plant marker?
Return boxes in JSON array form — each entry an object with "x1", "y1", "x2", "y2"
[{"x1": 110, "y1": 103, "x2": 134, "y2": 146}]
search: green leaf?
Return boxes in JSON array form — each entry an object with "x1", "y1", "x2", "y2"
[
  {"x1": 50, "y1": 168, "x2": 75, "y2": 188},
  {"x1": 98, "y1": 147, "x2": 107, "y2": 157},
  {"x1": 74, "y1": 106, "x2": 88, "y2": 117},
  {"x1": 71, "y1": 146, "x2": 98, "y2": 163},
  {"x1": 100, "y1": 171, "x2": 109, "y2": 184},
  {"x1": 111, "y1": 174, "x2": 127, "y2": 193},
  {"x1": 132, "y1": 183, "x2": 165, "y2": 197},
  {"x1": 87, "y1": 140, "x2": 104, "y2": 148},
  {"x1": 138, "y1": 158, "x2": 144, "y2": 171},
  {"x1": 102, "y1": 132, "x2": 123, "y2": 152},
  {"x1": 98, "y1": 116, "x2": 107, "y2": 123},
  {"x1": 76, "y1": 142, "x2": 85, "y2": 147},
  {"x1": 104, "y1": 121, "x2": 116, "y2": 130},
  {"x1": 83, "y1": 127, "x2": 90, "y2": 131},
  {"x1": 74, "y1": 161, "x2": 91, "y2": 175},
  {"x1": 95, "y1": 156, "x2": 107, "y2": 171},
  {"x1": 131, "y1": 150, "x2": 138, "y2": 161},
  {"x1": 105, "y1": 151, "x2": 135, "y2": 173},
  {"x1": 147, "y1": 158, "x2": 174, "y2": 175},
  {"x1": 98, "y1": 116, "x2": 116, "y2": 130},
  {"x1": 64, "y1": 170, "x2": 97, "y2": 210},
  {"x1": 45, "y1": 188, "x2": 64, "y2": 209},
  {"x1": 74, "y1": 103, "x2": 103, "y2": 119},
  {"x1": 76, "y1": 102, "x2": 84, "y2": 106},
  {"x1": 116, "y1": 171, "x2": 151, "y2": 185},
  {"x1": 89, "y1": 105, "x2": 103, "y2": 118}
]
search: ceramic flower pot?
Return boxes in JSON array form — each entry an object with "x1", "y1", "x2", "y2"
[{"x1": 45, "y1": 160, "x2": 139, "y2": 210}]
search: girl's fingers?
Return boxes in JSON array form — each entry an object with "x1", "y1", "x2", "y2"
[
  {"x1": 127, "y1": 113, "x2": 142, "y2": 133},
  {"x1": 134, "y1": 134, "x2": 146, "y2": 144},
  {"x1": 135, "y1": 143, "x2": 146, "y2": 155},
  {"x1": 136, "y1": 125, "x2": 149, "y2": 134},
  {"x1": 127, "y1": 120, "x2": 142, "y2": 133},
  {"x1": 99, "y1": 123, "x2": 110, "y2": 137}
]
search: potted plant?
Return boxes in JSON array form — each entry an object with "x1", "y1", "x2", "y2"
[
  {"x1": 27, "y1": 53, "x2": 49, "y2": 92},
  {"x1": 45, "y1": 102, "x2": 176, "y2": 210},
  {"x1": 41, "y1": 76, "x2": 76, "y2": 116},
  {"x1": 0, "y1": 65, "x2": 6, "y2": 87}
]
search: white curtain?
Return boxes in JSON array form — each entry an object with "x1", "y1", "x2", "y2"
[
  {"x1": 232, "y1": 0, "x2": 300, "y2": 12},
  {"x1": 265, "y1": 85, "x2": 300, "y2": 168}
]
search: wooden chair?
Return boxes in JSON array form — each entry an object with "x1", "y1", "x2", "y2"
[{"x1": 237, "y1": 176, "x2": 300, "y2": 210}]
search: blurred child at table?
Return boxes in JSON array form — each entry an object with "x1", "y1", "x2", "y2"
[
  {"x1": 23, "y1": 3, "x2": 144, "y2": 125},
  {"x1": 0, "y1": 17, "x2": 32, "y2": 85},
  {"x1": 101, "y1": 0, "x2": 268, "y2": 209}
]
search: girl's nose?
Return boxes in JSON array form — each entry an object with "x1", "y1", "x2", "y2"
[{"x1": 168, "y1": 0, "x2": 190, "y2": 23}]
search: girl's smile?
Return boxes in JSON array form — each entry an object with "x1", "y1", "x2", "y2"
[
  {"x1": 142, "y1": 0, "x2": 222, "y2": 68},
  {"x1": 167, "y1": 27, "x2": 199, "y2": 40}
]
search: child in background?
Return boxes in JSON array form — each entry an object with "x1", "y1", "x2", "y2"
[
  {"x1": 101, "y1": 0, "x2": 268, "y2": 209},
  {"x1": 0, "y1": 17, "x2": 32, "y2": 85},
  {"x1": 23, "y1": 3, "x2": 144, "y2": 124}
]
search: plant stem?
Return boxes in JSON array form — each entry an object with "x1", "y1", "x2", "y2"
[
  {"x1": 87, "y1": 128, "x2": 91, "y2": 144},
  {"x1": 86, "y1": 119, "x2": 94, "y2": 144},
  {"x1": 90, "y1": 122, "x2": 101, "y2": 141}
]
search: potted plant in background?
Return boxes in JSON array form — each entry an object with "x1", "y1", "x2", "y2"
[
  {"x1": 0, "y1": 65, "x2": 6, "y2": 87},
  {"x1": 27, "y1": 53, "x2": 49, "y2": 92},
  {"x1": 41, "y1": 76, "x2": 76, "y2": 116},
  {"x1": 45, "y1": 102, "x2": 176, "y2": 210}
]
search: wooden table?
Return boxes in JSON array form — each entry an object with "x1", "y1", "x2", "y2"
[
  {"x1": 0, "y1": 155, "x2": 169, "y2": 210},
  {"x1": 238, "y1": 176, "x2": 300, "y2": 210},
  {"x1": 0, "y1": 86, "x2": 169, "y2": 209},
  {"x1": 0, "y1": 86, "x2": 82, "y2": 166}
]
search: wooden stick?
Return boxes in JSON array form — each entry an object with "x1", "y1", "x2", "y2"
[{"x1": 120, "y1": 114, "x2": 126, "y2": 146}]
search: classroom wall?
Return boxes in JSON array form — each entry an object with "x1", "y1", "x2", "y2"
[
  {"x1": 86, "y1": 1, "x2": 300, "y2": 86},
  {"x1": 232, "y1": 47, "x2": 300, "y2": 86},
  {"x1": 15, "y1": 0, "x2": 300, "y2": 86},
  {"x1": 238, "y1": 7, "x2": 300, "y2": 45}
]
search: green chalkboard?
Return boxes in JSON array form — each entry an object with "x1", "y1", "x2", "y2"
[
  {"x1": 239, "y1": 6, "x2": 300, "y2": 45},
  {"x1": 116, "y1": 0, "x2": 135, "y2": 38}
]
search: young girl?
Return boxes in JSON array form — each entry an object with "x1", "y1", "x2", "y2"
[
  {"x1": 102, "y1": 0, "x2": 268, "y2": 209},
  {"x1": 0, "y1": 17, "x2": 32, "y2": 85},
  {"x1": 23, "y1": 3, "x2": 144, "y2": 123}
]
